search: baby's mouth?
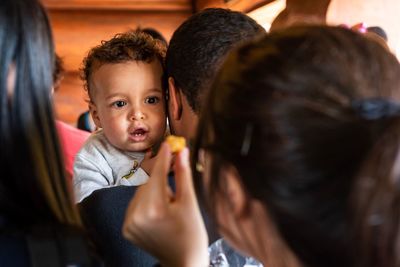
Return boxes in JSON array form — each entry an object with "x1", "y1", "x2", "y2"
[
  {"x1": 133, "y1": 128, "x2": 146, "y2": 136},
  {"x1": 129, "y1": 128, "x2": 148, "y2": 142}
]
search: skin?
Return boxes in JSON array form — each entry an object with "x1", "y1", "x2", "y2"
[
  {"x1": 203, "y1": 153, "x2": 301, "y2": 267},
  {"x1": 123, "y1": 44, "x2": 300, "y2": 266},
  {"x1": 89, "y1": 60, "x2": 166, "y2": 153},
  {"x1": 7, "y1": 63, "x2": 16, "y2": 98},
  {"x1": 167, "y1": 77, "x2": 199, "y2": 143},
  {"x1": 123, "y1": 142, "x2": 301, "y2": 267},
  {"x1": 270, "y1": 0, "x2": 331, "y2": 31},
  {"x1": 123, "y1": 143, "x2": 209, "y2": 267}
]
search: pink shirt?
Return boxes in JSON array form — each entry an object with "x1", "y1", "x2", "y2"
[{"x1": 56, "y1": 120, "x2": 90, "y2": 179}]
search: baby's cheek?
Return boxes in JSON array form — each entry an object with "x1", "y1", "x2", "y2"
[
  {"x1": 106, "y1": 119, "x2": 126, "y2": 135},
  {"x1": 153, "y1": 111, "x2": 167, "y2": 128}
]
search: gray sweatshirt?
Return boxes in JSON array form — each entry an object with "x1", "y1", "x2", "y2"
[{"x1": 73, "y1": 130, "x2": 148, "y2": 203}]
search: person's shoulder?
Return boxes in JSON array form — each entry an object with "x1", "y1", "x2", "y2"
[
  {"x1": 56, "y1": 120, "x2": 90, "y2": 153},
  {"x1": 77, "y1": 129, "x2": 125, "y2": 162},
  {"x1": 0, "y1": 223, "x2": 103, "y2": 267},
  {"x1": 79, "y1": 130, "x2": 107, "y2": 153},
  {"x1": 56, "y1": 120, "x2": 90, "y2": 143},
  {"x1": 0, "y1": 232, "x2": 30, "y2": 266}
]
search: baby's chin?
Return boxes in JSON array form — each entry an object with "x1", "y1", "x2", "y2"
[{"x1": 123, "y1": 142, "x2": 154, "y2": 153}]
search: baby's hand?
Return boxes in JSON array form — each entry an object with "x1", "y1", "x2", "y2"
[{"x1": 141, "y1": 136, "x2": 186, "y2": 175}]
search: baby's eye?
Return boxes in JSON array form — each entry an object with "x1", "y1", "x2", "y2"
[
  {"x1": 144, "y1": 96, "x2": 160, "y2": 105},
  {"x1": 112, "y1": 100, "x2": 127, "y2": 108}
]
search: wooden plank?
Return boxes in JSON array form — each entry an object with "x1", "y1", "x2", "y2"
[
  {"x1": 195, "y1": 0, "x2": 275, "y2": 13},
  {"x1": 49, "y1": 10, "x2": 188, "y2": 72},
  {"x1": 53, "y1": 72, "x2": 88, "y2": 126},
  {"x1": 42, "y1": 0, "x2": 191, "y2": 11},
  {"x1": 194, "y1": 0, "x2": 224, "y2": 10},
  {"x1": 226, "y1": 0, "x2": 275, "y2": 13}
]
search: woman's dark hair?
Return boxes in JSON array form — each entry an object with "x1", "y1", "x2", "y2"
[
  {"x1": 194, "y1": 25, "x2": 400, "y2": 267},
  {"x1": 0, "y1": 0, "x2": 81, "y2": 227}
]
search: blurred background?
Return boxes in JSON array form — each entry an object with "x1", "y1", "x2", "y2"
[{"x1": 45, "y1": 0, "x2": 400, "y2": 126}]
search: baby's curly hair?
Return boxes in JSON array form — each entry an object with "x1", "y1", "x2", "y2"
[{"x1": 81, "y1": 29, "x2": 167, "y2": 100}]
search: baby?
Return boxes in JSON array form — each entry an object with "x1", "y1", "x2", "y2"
[{"x1": 73, "y1": 30, "x2": 167, "y2": 203}]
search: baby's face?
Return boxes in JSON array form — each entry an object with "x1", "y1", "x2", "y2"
[{"x1": 90, "y1": 60, "x2": 166, "y2": 152}]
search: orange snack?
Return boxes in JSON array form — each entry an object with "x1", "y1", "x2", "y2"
[{"x1": 166, "y1": 135, "x2": 186, "y2": 153}]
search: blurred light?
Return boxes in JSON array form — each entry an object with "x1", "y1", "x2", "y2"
[{"x1": 248, "y1": 0, "x2": 286, "y2": 32}]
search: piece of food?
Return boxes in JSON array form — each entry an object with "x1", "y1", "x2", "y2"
[{"x1": 166, "y1": 135, "x2": 186, "y2": 153}]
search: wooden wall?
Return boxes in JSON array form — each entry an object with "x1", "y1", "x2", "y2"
[
  {"x1": 48, "y1": 0, "x2": 273, "y2": 126},
  {"x1": 194, "y1": 0, "x2": 273, "y2": 12},
  {"x1": 46, "y1": 1, "x2": 191, "y2": 125},
  {"x1": 49, "y1": 0, "x2": 400, "y2": 126}
]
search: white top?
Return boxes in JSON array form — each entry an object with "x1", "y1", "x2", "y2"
[{"x1": 73, "y1": 130, "x2": 148, "y2": 203}]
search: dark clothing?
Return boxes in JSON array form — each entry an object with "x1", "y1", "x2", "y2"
[
  {"x1": 0, "y1": 233, "x2": 30, "y2": 267},
  {"x1": 0, "y1": 216, "x2": 101, "y2": 267},
  {"x1": 79, "y1": 175, "x2": 219, "y2": 267},
  {"x1": 79, "y1": 186, "x2": 157, "y2": 267}
]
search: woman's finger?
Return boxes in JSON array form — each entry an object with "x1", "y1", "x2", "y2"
[
  {"x1": 122, "y1": 142, "x2": 173, "y2": 235},
  {"x1": 173, "y1": 147, "x2": 197, "y2": 204},
  {"x1": 145, "y1": 142, "x2": 172, "y2": 199}
]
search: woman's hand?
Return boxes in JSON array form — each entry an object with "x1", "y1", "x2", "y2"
[{"x1": 123, "y1": 142, "x2": 209, "y2": 267}]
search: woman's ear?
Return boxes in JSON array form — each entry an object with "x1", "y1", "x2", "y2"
[
  {"x1": 89, "y1": 102, "x2": 102, "y2": 129},
  {"x1": 168, "y1": 77, "x2": 182, "y2": 120},
  {"x1": 222, "y1": 165, "x2": 248, "y2": 218}
]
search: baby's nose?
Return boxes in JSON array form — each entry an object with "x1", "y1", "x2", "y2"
[{"x1": 130, "y1": 109, "x2": 145, "y2": 120}]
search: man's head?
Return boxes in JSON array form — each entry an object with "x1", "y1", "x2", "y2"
[
  {"x1": 166, "y1": 8, "x2": 265, "y2": 141},
  {"x1": 81, "y1": 30, "x2": 167, "y2": 152},
  {"x1": 53, "y1": 54, "x2": 64, "y2": 91}
]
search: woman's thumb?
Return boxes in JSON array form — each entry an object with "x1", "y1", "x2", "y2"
[{"x1": 174, "y1": 147, "x2": 196, "y2": 202}]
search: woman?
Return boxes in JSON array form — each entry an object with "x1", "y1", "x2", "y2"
[
  {"x1": 0, "y1": 0, "x2": 98, "y2": 265},
  {"x1": 123, "y1": 25, "x2": 400, "y2": 267}
]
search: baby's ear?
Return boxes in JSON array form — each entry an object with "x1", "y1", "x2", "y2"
[{"x1": 89, "y1": 102, "x2": 102, "y2": 128}]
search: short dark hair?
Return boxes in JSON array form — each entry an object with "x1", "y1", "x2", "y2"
[
  {"x1": 166, "y1": 8, "x2": 265, "y2": 113},
  {"x1": 194, "y1": 26, "x2": 400, "y2": 267},
  {"x1": 82, "y1": 30, "x2": 167, "y2": 100}
]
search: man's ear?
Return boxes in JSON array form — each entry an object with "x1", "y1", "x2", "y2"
[
  {"x1": 168, "y1": 77, "x2": 182, "y2": 120},
  {"x1": 89, "y1": 101, "x2": 102, "y2": 129},
  {"x1": 222, "y1": 165, "x2": 247, "y2": 218}
]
